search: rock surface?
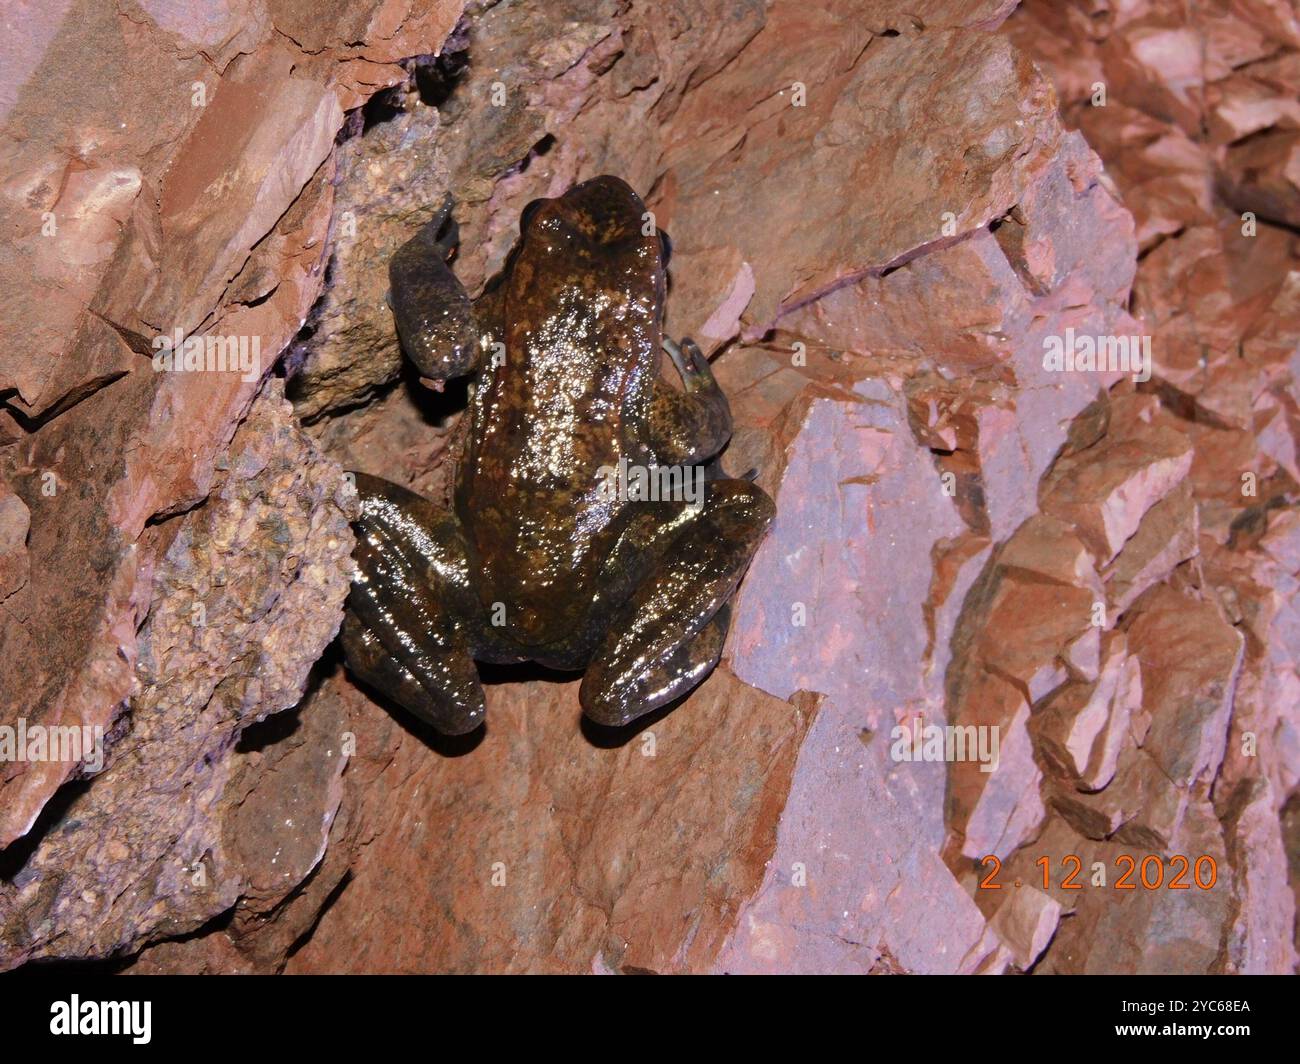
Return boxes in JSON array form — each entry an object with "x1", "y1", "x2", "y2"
[
  {"x1": 0, "y1": 0, "x2": 459, "y2": 964},
  {"x1": 0, "y1": 384, "x2": 354, "y2": 967},
  {"x1": 2, "y1": 0, "x2": 1298, "y2": 974}
]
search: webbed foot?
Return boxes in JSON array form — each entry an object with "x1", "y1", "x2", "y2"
[{"x1": 647, "y1": 336, "x2": 733, "y2": 466}]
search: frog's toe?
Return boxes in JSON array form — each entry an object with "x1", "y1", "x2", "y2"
[
  {"x1": 661, "y1": 336, "x2": 711, "y2": 380},
  {"x1": 390, "y1": 266, "x2": 478, "y2": 380},
  {"x1": 389, "y1": 200, "x2": 480, "y2": 382},
  {"x1": 651, "y1": 335, "x2": 733, "y2": 465},
  {"x1": 662, "y1": 336, "x2": 689, "y2": 376}
]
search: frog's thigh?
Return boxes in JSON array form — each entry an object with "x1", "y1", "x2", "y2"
[
  {"x1": 579, "y1": 479, "x2": 774, "y2": 727},
  {"x1": 343, "y1": 474, "x2": 486, "y2": 735}
]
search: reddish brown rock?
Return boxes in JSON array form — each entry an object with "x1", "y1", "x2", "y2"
[
  {"x1": 988, "y1": 883, "x2": 1062, "y2": 970},
  {"x1": 0, "y1": 0, "x2": 458, "y2": 966},
  {"x1": 664, "y1": 23, "x2": 1064, "y2": 341},
  {"x1": 1049, "y1": 745, "x2": 1187, "y2": 849},
  {"x1": 1033, "y1": 631, "x2": 1142, "y2": 793},
  {"x1": 1220, "y1": 130, "x2": 1300, "y2": 229},
  {"x1": 940, "y1": 514, "x2": 1104, "y2": 864},
  {"x1": 1218, "y1": 777, "x2": 1298, "y2": 973},
  {"x1": 188, "y1": 0, "x2": 1144, "y2": 977},
  {"x1": 289, "y1": 0, "x2": 768, "y2": 419},
  {"x1": 719, "y1": 383, "x2": 984, "y2": 973},
  {"x1": 4, "y1": 0, "x2": 1300, "y2": 978},
  {"x1": 1024, "y1": 805, "x2": 1234, "y2": 975},
  {"x1": 1, "y1": 0, "x2": 463, "y2": 420},
  {"x1": 1040, "y1": 394, "x2": 1193, "y2": 566},
  {"x1": 1103, "y1": 480, "x2": 1199, "y2": 615},
  {"x1": 0, "y1": 0, "x2": 460, "y2": 846},
  {"x1": 283, "y1": 672, "x2": 818, "y2": 974},
  {"x1": 0, "y1": 479, "x2": 27, "y2": 603},
  {"x1": 1127, "y1": 585, "x2": 1244, "y2": 791}
]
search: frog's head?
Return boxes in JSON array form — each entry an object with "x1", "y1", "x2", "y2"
[{"x1": 517, "y1": 175, "x2": 668, "y2": 277}]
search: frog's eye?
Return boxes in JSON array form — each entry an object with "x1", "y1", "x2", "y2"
[
  {"x1": 520, "y1": 198, "x2": 546, "y2": 232},
  {"x1": 657, "y1": 228, "x2": 673, "y2": 267}
]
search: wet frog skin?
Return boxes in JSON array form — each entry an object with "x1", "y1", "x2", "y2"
[{"x1": 341, "y1": 175, "x2": 774, "y2": 733}]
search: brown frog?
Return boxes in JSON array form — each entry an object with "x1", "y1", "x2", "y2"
[{"x1": 341, "y1": 176, "x2": 774, "y2": 733}]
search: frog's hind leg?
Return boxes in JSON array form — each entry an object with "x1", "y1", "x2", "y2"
[
  {"x1": 584, "y1": 603, "x2": 732, "y2": 726},
  {"x1": 341, "y1": 472, "x2": 486, "y2": 735},
  {"x1": 647, "y1": 337, "x2": 733, "y2": 465},
  {"x1": 579, "y1": 479, "x2": 774, "y2": 727},
  {"x1": 389, "y1": 194, "x2": 482, "y2": 382}
]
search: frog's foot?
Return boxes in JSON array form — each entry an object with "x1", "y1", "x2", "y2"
[
  {"x1": 341, "y1": 472, "x2": 486, "y2": 735},
  {"x1": 579, "y1": 478, "x2": 774, "y2": 727},
  {"x1": 648, "y1": 336, "x2": 733, "y2": 465},
  {"x1": 389, "y1": 194, "x2": 482, "y2": 383}
]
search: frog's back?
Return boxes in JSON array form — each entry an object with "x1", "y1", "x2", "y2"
[{"x1": 456, "y1": 177, "x2": 666, "y2": 648}]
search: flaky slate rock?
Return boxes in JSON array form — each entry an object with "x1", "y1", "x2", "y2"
[{"x1": 989, "y1": 0, "x2": 1300, "y2": 974}]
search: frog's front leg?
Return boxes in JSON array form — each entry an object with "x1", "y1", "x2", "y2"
[
  {"x1": 389, "y1": 195, "x2": 482, "y2": 382},
  {"x1": 579, "y1": 478, "x2": 775, "y2": 727},
  {"x1": 646, "y1": 336, "x2": 733, "y2": 465},
  {"x1": 341, "y1": 472, "x2": 486, "y2": 734}
]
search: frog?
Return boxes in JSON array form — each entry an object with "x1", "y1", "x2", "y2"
[{"x1": 340, "y1": 175, "x2": 775, "y2": 734}]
